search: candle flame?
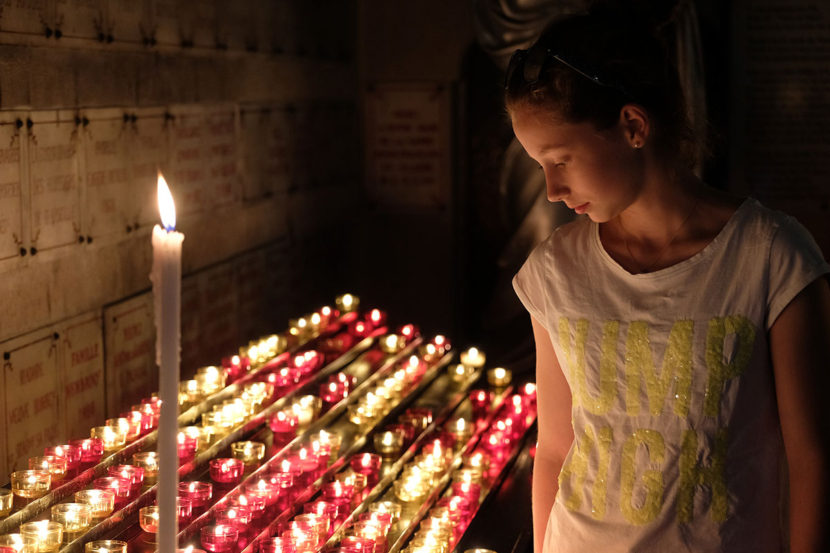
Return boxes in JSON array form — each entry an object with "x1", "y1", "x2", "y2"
[{"x1": 157, "y1": 172, "x2": 176, "y2": 231}]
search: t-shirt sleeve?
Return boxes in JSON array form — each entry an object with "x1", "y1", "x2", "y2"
[
  {"x1": 512, "y1": 241, "x2": 551, "y2": 331},
  {"x1": 767, "y1": 215, "x2": 830, "y2": 328}
]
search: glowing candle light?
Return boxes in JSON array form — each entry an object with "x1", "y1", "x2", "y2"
[
  {"x1": 83, "y1": 541, "x2": 127, "y2": 553},
  {"x1": 150, "y1": 171, "x2": 184, "y2": 553},
  {"x1": 74, "y1": 489, "x2": 115, "y2": 521},
  {"x1": 0, "y1": 487, "x2": 12, "y2": 517},
  {"x1": 459, "y1": 347, "x2": 486, "y2": 369}
]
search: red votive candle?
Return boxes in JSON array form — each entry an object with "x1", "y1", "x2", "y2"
[
  {"x1": 303, "y1": 500, "x2": 337, "y2": 537},
  {"x1": 178, "y1": 432, "x2": 199, "y2": 462},
  {"x1": 268, "y1": 366, "x2": 299, "y2": 390},
  {"x1": 70, "y1": 438, "x2": 104, "y2": 465},
  {"x1": 215, "y1": 504, "x2": 252, "y2": 527},
  {"x1": 201, "y1": 524, "x2": 239, "y2": 553},
  {"x1": 232, "y1": 493, "x2": 266, "y2": 519},
  {"x1": 244, "y1": 479, "x2": 280, "y2": 508},
  {"x1": 469, "y1": 389, "x2": 492, "y2": 421},
  {"x1": 340, "y1": 535, "x2": 375, "y2": 553},
  {"x1": 268, "y1": 411, "x2": 299, "y2": 445},
  {"x1": 257, "y1": 537, "x2": 294, "y2": 553},
  {"x1": 367, "y1": 308, "x2": 387, "y2": 329},
  {"x1": 451, "y1": 481, "x2": 482, "y2": 504},
  {"x1": 44, "y1": 444, "x2": 81, "y2": 475},
  {"x1": 93, "y1": 476, "x2": 132, "y2": 507},
  {"x1": 264, "y1": 470, "x2": 296, "y2": 511},
  {"x1": 177, "y1": 496, "x2": 194, "y2": 523},
  {"x1": 397, "y1": 324, "x2": 419, "y2": 342},
  {"x1": 349, "y1": 453, "x2": 381, "y2": 486},
  {"x1": 210, "y1": 458, "x2": 245, "y2": 485},
  {"x1": 350, "y1": 320, "x2": 370, "y2": 339},
  {"x1": 107, "y1": 464, "x2": 145, "y2": 493},
  {"x1": 179, "y1": 481, "x2": 213, "y2": 510}
]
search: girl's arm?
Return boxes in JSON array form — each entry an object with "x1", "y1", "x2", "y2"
[
  {"x1": 769, "y1": 277, "x2": 830, "y2": 553},
  {"x1": 530, "y1": 316, "x2": 574, "y2": 553}
]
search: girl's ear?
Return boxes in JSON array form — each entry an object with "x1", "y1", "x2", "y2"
[{"x1": 619, "y1": 104, "x2": 650, "y2": 149}]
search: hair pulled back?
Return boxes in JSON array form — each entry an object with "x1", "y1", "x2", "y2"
[{"x1": 505, "y1": 0, "x2": 697, "y2": 168}]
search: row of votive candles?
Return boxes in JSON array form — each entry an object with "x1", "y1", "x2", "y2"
[{"x1": 0, "y1": 305, "x2": 347, "y2": 511}]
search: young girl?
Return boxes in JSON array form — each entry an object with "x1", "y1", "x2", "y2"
[{"x1": 506, "y1": 5, "x2": 830, "y2": 553}]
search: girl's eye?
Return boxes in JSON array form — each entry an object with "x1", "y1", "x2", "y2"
[{"x1": 554, "y1": 162, "x2": 567, "y2": 169}]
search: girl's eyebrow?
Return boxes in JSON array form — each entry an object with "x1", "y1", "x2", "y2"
[{"x1": 539, "y1": 144, "x2": 568, "y2": 154}]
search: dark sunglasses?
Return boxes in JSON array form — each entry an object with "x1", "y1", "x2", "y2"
[{"x1": 505, "y1": 47, "x2": 632, "y2": 99}]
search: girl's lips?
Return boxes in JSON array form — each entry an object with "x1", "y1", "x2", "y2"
[{"x1": 573, "y1": 202, "x2": 589, "y2": 214}]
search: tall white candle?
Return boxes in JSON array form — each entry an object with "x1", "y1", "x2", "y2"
[{"x1": 150, "y1": 172, "x2": 184, "y2": 553}]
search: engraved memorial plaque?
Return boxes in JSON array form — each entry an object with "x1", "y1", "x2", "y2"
[
  {"x1": 107, "y1": 0, "x2": 146, "y2": 44},
  {"x1": 236, "y1": 249, "x2": 267, "y2": 342},
  {"x1": 104, "y1": 293, "x2": 155, "y2": 417},
  {"x1": 28, "y1": 110, "x2": 82, "y2": 252},
  {"x1": 204, "y1": 107, "x2": 238, "y2": 208},
  {"x1": 240, "y1": 106, "x2": 290, "y2": 200},
  {"x1": 149, "y1": 0, "x2": 178, "y2": 47},
  {"x1": 0, "y1": 0, "x2": 53, "y2": 35},
  {"x1": 83, "y1": 108, "x2": 130, "y2": 240},
  {"x1": 2, "y1": 330, "x2": 61, "y2": 472},
  {"x1": 55, "y1": 0, "x2": 105, "y2": 41},
  {"x1": 199, "y1": 263, "x2": 238, "y2": 363},
  {"x1": 129, "y1": 108, "x2": 169, "y2": 228},
  {"x1": 365, "y1": 84, "x2": 451, "y2": 208},
  {"x1": 0, "y1": 114, "x2": 24, "y2": 262},
  {"x1": 170, "y1": 106, "x2": 207, "y2": 217},
  {"x1": 59, "y1": 312, "x2": 104, "y2": 440},
  {"x1": 180, "y1": 0, "x2": 214, "y2": 48}
]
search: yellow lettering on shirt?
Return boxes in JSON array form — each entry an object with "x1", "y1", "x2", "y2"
[
  {"x1": 559, "y1": 424, "x2": 614, "y2": 518},
  {"x1": 678, "y1": 428, "x2": 728, "y2": 523},
  {"x1": 620, "y1": 429, "x2": 666, "y2": 525},
  {"x1": 624, "y1": 320, "x2": 694, "y2": 417},
  {"x1": 558, "y1": 317, "x2": 618, "y2": 415},
  {"x1": 704, "y1": 315, "x2": 755, "y2": 417}
]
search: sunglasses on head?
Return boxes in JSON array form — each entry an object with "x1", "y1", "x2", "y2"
[{"x1": 504, "y1": 46, "x2": 632, "y2": 99}]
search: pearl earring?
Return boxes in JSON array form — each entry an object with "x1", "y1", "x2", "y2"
[{"x1": 633, "y1": 142, "x2": 642, "y2": 149}]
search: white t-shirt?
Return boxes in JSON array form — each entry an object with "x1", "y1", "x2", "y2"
[{"x1": 513, "y1": 198, "x2": 830, "y2": 553}]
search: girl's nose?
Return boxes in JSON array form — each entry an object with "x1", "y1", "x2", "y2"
[{"x1": 545, "y1": 171, "x2": 568, "y2": 202}]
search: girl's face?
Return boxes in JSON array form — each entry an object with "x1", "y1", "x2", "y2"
[{"x1": 510, "y1": 105, "x2": 643, "y2": 223}]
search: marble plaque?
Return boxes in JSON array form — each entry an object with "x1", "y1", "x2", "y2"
[
  {"x1": 2, "y1": 329, "x2": 61, "y2": 472},
  {"x1": 55, "y1": 0, "x2": 105, "y2": 40},
  {"x1": 240, "y1": 106, "x2": 290, "y2": 200},
  {"x1": 0, "y1": 114, "x2": 24, "y2": 262},
  {"x1": 28, "y1": 110, "x2": 82, "y2": 252},
  {"x1": 129, "y1": 108, "x2": 169, "y2": 228},
  {"x1": 199, "y1": 262, "x2": 238, "y2": 362},
  {"x1": 179, "y1": 0, "x2": 214, "y2": 48},
  {"x1": 365, "y1": 84, "x2": 451, "y2": 208},
  {"x1": 107, "y1": 0, "x2": 147, "y2": 44},
  {"x1": 83, "y1": 109, "x2": 130, "y2": 240},
  {"x1": 203, "y1": 107, "x2": 238, "y2": 208},
  {"x1": 170, "y1": 106, "x2": 208, "y2": 216},
  {"x1": 59, "y1": 312, "x2": 105, "y2": 440},
  {"x1": 236, "y1": 248, "x2": 267, "y2": 342},
  {"x1": 104, "y1": 292, "x2": 155, "y2": 417},
  {"x1": 148, "y1": 0, "x2": 178, "y2": 47},
  {"x1": 0, "y1": 0, "x2": 52, "y2": 35}
]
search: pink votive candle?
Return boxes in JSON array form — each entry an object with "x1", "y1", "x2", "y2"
[
  {"x1": 179, "y1": 481, "x2": 213, "y2": 510},
  {"x1": 69, "y1": 438, "x2": 104, "y2": 465},
  {"x1": 93, "y1": 476, "x2": 132, "y2": 506},
  {"x1": 209, "y1": 458, "x2": 245, "y2": 485},
  {"x1": 201, "y1": 524, "x2": 239, "y2": 553}
]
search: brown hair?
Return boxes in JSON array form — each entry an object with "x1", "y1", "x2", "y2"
[{"x1": 504, "y1": 1, "x2": 699, "y2": 168}]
